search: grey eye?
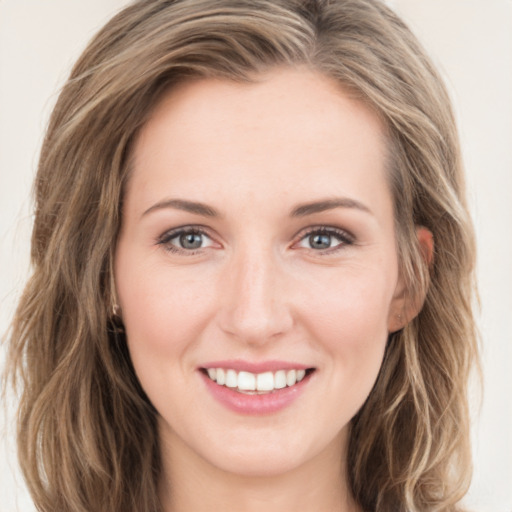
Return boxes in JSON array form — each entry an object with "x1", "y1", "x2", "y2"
[
  {"x1": 308, "y1": 233, "x2": 332, "y2": 250},
  {"x1": 159, "y1": 227, "x2": 216, "y2": 253},
  {"x1": 179, "y1": 232, "x2": 204, "y2": 249},
  {"x1": 296, "y1": 228, "x2": 353, "y2": 252}
]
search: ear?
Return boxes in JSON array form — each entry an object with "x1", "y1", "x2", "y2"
[
  {"x1": 109, "y1": 256, "x2": 123, "y2": 319},
  {"x1": 387, "y1": 226, "x2": 434, "y2": 333}
]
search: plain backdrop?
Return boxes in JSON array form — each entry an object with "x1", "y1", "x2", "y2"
[{"x1": 1, "y1": 1, "x2": 511, "y2": 511}]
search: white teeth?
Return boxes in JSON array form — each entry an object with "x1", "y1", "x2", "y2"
[
  {"x1": 256, "y1": 371, "x2": 274, "y2": 391},
  {"x1": 286, "y1": 369, "x2": 297, "y2": 387},
  {"x1": 216, "y1": 368, "x2": 226, "y2": 385},
  {"x1": 238, "y1": 371, "x2": 256, "y2": 391},
  {"x1": 225, "y1": 369, "x2": 237, "y2": 388},
  {"x1": 205, "y1": 367, "x2": 310, "y2": 393},
  {"x1": 274, "y1": 370, "x2": 287, "y2": 389}
]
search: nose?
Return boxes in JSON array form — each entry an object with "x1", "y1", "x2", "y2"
[{"x1": 217, "y1": 246, "x2": 294, "y2": 345}]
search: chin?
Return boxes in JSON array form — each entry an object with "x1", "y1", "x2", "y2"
[{"x1": 219, "y1": 445, "x2": 306, "y2": 477}]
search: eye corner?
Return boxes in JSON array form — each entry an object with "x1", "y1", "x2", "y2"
[
  {"x1": 291, "y1": 225, "x2": 355, "y2": 254},
  {"x1": 156, "y1": 225, "x2": 221, "y2": 255}
]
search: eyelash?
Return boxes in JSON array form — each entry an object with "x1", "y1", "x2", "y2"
[
  {"x1": 156, "y1": 225, "x2": 355, "y2": 255},
  {"x1": 295, "y1": 226, "x2": 355, "y2": 253},
  {"x1": 157, "y1": 226, "x2": 212, "y2": 255}
]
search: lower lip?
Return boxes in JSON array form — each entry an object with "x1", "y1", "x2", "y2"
[{"x1": 200, "y1": 371, "x2": 313, "y2": 415}]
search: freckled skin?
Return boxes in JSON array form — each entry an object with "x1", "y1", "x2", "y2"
[{"x1": 115, "y1": 68, "x2": 415, "y2": 511}]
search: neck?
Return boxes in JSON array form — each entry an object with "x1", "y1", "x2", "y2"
[{"x1": 158, "y1": 427, "x2": 361, "y2": 512}]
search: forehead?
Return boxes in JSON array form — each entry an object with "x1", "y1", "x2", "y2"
[{"x1": 126, "y1": 67, "x2": 391, "y2": 219}]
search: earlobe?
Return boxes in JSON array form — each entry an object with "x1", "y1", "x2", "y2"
[{"x1": 388, "y1": 226, "x2": 434, "y2": 333}]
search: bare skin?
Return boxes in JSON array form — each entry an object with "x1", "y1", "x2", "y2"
[
  {"x1": 115, "y1": 67, "x2": 432, "y2": 511},
  {"x1": 159, "y1": 424, "x2": 357, "y2": 512}
]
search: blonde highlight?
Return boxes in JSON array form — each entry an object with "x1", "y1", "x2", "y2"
[{"x1": 6, "y1": 1, "x2": 479, "y2": 510}]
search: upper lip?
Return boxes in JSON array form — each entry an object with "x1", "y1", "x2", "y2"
[{"x1": 199, "y1": 359, "x2": 312, "y2": 373}]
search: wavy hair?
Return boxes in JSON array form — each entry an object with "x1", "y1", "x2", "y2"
[{"x1": 5, "y1": 0, "x2": 478, "y2": 510}]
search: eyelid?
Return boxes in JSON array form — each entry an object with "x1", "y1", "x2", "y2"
[
  {"x1": 156, "y1": 225, "x2": 219, "y2": 253},
  {"x1": 292, "y1": 225, "x2": 355, "y2": 252},
  {"x1": 156, "y1": 224, "x2": 354, "y2": 255}
]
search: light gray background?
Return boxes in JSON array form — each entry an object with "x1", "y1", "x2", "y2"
[{"x1": 1, "y1": 1, "x2": 511, "y2": 510}]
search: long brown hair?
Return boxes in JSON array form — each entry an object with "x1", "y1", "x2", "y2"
[{"x1": 5, "y1": 1, "x2": 478, "y2": 510}]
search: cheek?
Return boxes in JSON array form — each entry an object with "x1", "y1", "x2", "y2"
[
  {"x1": 115, "y1": 258, "x2": 220, "y2": 413},
  {"x1": 116, "y1": 253, "x2": 216, "y2": 361},
  {"x1": 298, "y1": 267, "x2": 394, "y2": 394},
  {"x1": 300, "y1": 265, "x2": 394, "y2": 342}
]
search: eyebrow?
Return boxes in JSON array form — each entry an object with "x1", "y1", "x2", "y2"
[
  {"x1": 142, "y1": 198, "x2": 219, "y2": 218},
  {"x1": 291, "y1": 197, "x2": 373, "y2": 217},
  {"x1": 142, "y1": 196, "x2": 372, "y2": 219}
]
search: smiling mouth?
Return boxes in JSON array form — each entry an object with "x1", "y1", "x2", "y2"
[{"x1": 201, "y1": 367, "x2": 316, "y2": 394}]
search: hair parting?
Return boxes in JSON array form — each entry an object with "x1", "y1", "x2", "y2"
[{"x1": 5, "y1": 1, "x2": 478, "y2": 510}]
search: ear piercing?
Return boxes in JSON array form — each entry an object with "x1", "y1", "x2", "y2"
[{"x1": 111, "y1": 304, "x2": 125, "y2": 333}]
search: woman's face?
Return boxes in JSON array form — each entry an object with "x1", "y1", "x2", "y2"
[{"x1": 115, "y1": 68, "x2": 406, "y2": 478}]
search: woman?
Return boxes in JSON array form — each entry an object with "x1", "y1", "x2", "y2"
[{"x1": 6, "y1": 0, "x2": 478, "y2": 511}]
